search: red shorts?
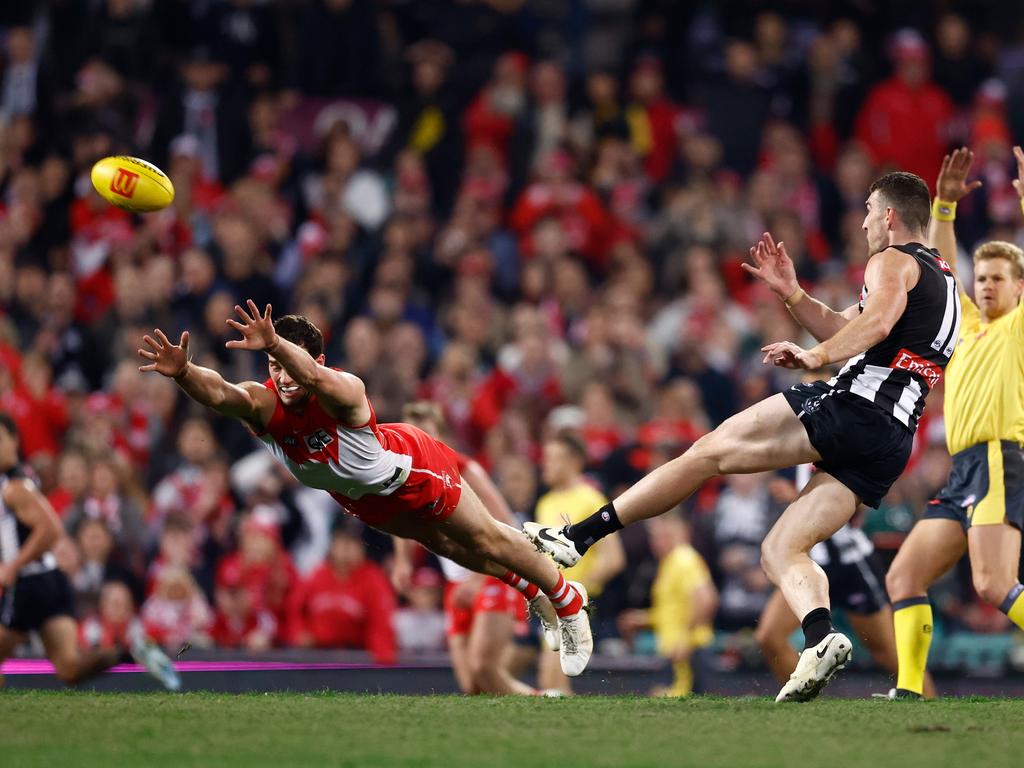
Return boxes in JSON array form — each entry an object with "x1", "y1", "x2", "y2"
[
  {"x1": 330, "y1": 424, "x2": 464, "y2": 526},
  {"x1": 444, "y1": 578, "x2": 527, "y2": 637}
]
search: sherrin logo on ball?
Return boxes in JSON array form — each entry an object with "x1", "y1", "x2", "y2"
[{"x1": 90, "y1": 155, "x2": 175, "y2": 213}]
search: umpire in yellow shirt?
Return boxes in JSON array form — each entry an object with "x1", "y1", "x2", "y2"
[
  {"x1": 534, "y1": 433, "x2": 625, "y2": 693},
  {"x1": 885, "y1": 147, "x2": 1024, "y2": 698}
]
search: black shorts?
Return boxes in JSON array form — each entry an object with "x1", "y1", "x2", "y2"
[
  {"x1": 922, "y1": 440, "x2": 1024, "y2": 531},
  {"x1": 823, "y1": 552, "x2": 888, "y2": 615},
  {"x1": 0, "y1": 569, "x2": 76, "y2": 633},
  {"x1": 784, "y1": 381, "x2": 914, "y2": 508}
]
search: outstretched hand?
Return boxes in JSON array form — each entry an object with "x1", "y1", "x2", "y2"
[
  {"x1": 1012, "y1": 146, "x2": 1024, "y2": 201},
  {"x1": 761, "y1": 340, "x2": 825, "y2": 370},
  {"x1": 225, "y1": 300, "x2": 279, "y2": 352},
  {"x1": 138, "y1": 329, "x2": 190, "y2": 378},
  {"x1": 936, "y1": 147, "x2": 982, "y2": 203},
  {"x1": 742, "y1": 232, "x2": 799, "y2": 300}
]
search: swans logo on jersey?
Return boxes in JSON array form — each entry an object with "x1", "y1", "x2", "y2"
[
  {"x1": 891, "y1": 348, "x2": 942, "y2": 388},
  {"x1": 304, "y1": 428, "x2": 334, "y2": 452}
]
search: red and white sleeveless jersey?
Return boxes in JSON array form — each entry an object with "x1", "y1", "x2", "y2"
[{"x1": 255, "y1": 379, "x2": 462, "y2": 525}]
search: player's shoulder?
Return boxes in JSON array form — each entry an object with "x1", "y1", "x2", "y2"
[{"x1": 2, "y1": 468, "x2": 40, "y2": 504}]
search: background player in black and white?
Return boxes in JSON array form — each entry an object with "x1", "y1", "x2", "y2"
[
  {"x1": 0, "y1": 413, "x2": 178, "y2": 690},
  {"x1": 525, "y1": 172, "x2": 959, "y2": 701}
]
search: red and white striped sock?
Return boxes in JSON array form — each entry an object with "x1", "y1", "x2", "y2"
[
  {"x1": 545, "y1": 574, "x2": 583, "y2": 618},
  {"x1": 499, "y1": 570, "x2": 540, "y2": 601}
]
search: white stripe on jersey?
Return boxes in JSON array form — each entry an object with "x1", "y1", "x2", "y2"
[
  {"x1": 0, "y1": 510, "x2": 17, "y2": 564},
  {"x1": 410, "y1": 466, "x2": 462, "y2": 488},
  {"x1": 931, "y1": 274, "x2": 961, "y2": 358},
  {"x1": 848, "y1": 363, "x2": 893, "y2": 403},
  {"x1": 893, "y1": 376, "x2": 924, "y2": 428},
  {"x1": 827, "y1": 353, "x2": 865, "y2": 387}
]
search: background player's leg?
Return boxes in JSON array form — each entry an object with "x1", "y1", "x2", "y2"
[
  {"x1": 447, "y1": 632, "x2": 476, "y2": 694},
  {"x1": 754, "y1": 590, "x2": 801, "y2": 684},
  {"x1": 0, "y1": 626, "x2": 27, "y2": 688},
  {"x1": 612, "y1": 395, "x2": 820, "y2": 527},
  {"x1": 885, "y1": 518, "x2": 965, "y2": 696},
  {"x1": 968, "y1": 523, "x2": 1024, "y2": 627},
  {"x1": 39, "y1": 616, "x2": 119, "y2": 685},
  {"x1": 467, "y1": 611, "x2": 536, "y2": 696},
  {"x1": 847, "y1": 607, "x2": 936, "y2": 698},
  {"x1": 761, "y1": 472, "x2": 858, "y2": 619}
]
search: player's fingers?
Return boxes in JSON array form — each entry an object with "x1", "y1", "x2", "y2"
[
  {"x1": 225, "y1": 339, "x2": 245, "y2": 349},
  {"x1": 226, "y1": 319, "x2": 247, "y2": 335},
  {"x1": 138, "y1": 349, "x2": 157, "y2": 361},
  {"x1": 967, "y1": 180, "x2": 983, "y2": 192},
  {"x1": 138, "y1": 363, "x2": 157, "y2": 372},
  {"x1": 234, "y1": 303, "x2": 255, "y2": 324},
  {"x1": 141, "y1": 334, "x2": 160, "y2": 351},
  {"x1": 740, "y1": 262, "x2": 759, "y2": 275},
  {"x1": 264, "y1": 303, "x2": 273, "y2": 321},
  {"x1": 246, "y1": 299, "x2": 262, "y2": 320},
  {"x1": 764, "y1": 231, "x2": 777, "y2": 251},
  {"x1": 180, "y1": 330, "x2": 190, "y2": 350},
  {"x1": 154, "y1": 328, "x2": 172, "y2": 347}
]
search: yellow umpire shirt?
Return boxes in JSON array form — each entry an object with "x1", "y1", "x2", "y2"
[
  {"x1": 944, "y1": 294, "x2": 1024, "y2": 455},
  {"x1": 535, "y1": 482, "x2": 612, "y2": 596}
]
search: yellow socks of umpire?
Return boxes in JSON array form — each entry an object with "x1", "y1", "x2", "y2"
[
  {"x1": 1000, "y1": 584, "x2": 1024, "y2": 629},
  {"x1": 893, "y1": 597, "x2": 933, "y2": 695}
]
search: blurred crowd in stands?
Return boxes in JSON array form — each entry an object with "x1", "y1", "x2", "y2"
[{"x1": 2, "y1": 0, "x2": 1024, "y2": 665}]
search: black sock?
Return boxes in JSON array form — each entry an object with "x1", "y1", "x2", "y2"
[
  {"x1": 801, "y1": 607, "x2": 834, "y2": 649},
  {"x1": 566, "y1": 502, "x2": 623, "y2": 556}
]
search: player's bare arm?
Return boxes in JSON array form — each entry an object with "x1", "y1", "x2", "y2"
[
  {"x1": 927, "y1": 147, "x2": 983, "y2": 281},
  {"x1": 461, "y1": 459, "x2": 516, "y2": 526},
  {"x1": 0, "y1": 479, "x2": 64, "y2": 587},
  {"x1": 138, "y1": 328, "x2": 275, "y2": 431},
  {"x1": 226, "y1": 300, "x2": 371, "y2": 427},
  {"x1": 744, "y1": 232, "x2": 857, "y2": 341},
  {"x1": 763, "y1": 248, "x2": 916, "y2": 370}
]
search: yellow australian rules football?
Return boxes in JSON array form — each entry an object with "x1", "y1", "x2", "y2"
[{"x1": 90, "y1": 155, "x2": 175, "y2": 212}]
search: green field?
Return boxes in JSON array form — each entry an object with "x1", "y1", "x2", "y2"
[{"x1": 2, "y1": 691, "x2": 1021, "y2": 768}]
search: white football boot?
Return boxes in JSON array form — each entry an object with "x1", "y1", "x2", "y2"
[
  {"x1": 558, "y1": 581, "x2": 593, "y2": 677},
  {"x1": 775, "y1": 631, "x2": 851, "y2": 703},
  {"x1": 528, "y1": 594, "x2": 561, "y2": 651},
  {"x1": 523, "y1": 523, "x2": 583, "y2": 568},
  {"x1": 131, "y1": 635, "x2": 182, "y2": 692}
]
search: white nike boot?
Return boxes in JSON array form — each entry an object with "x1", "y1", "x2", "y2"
[
  {"x1": 528, "y1": 593, "x2": 561, "y2": 651},
  {"x1": 523, "y1": 523, "x2": 583, "y2": 568},
  {"x1": 557, "y1": 582, "x2": 593, "y2": 677},
  {"x1": 775, "y1": 632, "x2": 852, "y2": 703}
]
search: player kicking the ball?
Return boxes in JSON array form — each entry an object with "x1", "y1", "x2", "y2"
[
  {"x1": 526, "y1": 172, "x2": 960, "y2": 701},
  {"x1": 138, "y1": 305, "x2": 591, "y2": 677}
]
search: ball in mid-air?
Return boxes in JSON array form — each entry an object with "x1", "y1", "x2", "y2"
[{"x1": 90, "y1": 155, "x2": 175, "y2": 212}]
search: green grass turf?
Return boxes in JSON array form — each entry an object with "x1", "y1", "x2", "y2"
[{"x1": 2, "y1": 691, "x2": 1021, "y2": 768}]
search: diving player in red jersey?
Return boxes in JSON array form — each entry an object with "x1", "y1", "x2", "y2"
[{"x1": 138, "y1": 302, "x2": 591, "y2": 676}]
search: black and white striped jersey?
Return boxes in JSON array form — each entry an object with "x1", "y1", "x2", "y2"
[
  {"x1": 0, "y1": 466, "x2": 57, "y2": 576},
  {"x1": 828, "y1": 242, "x2": 960, "y2": 432}
]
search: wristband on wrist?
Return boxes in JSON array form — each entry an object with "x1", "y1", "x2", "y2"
[
  {"x1": 784, "y1": 287, "x2": 805, "y2": 307},
  {"x1": 932, "y1": 199, "x2": 956, "y2": 222}
]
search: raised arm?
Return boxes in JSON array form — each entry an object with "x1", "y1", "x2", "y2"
[
  {"x1": 744, "y1": 232, "x2": 858, "y2": 342},
  {"x1": 928, "y1": 147, "x2": 983, "y2": 283},
  {"x1": 138, "y1": 328, "x2": 274, "y2": 432},
  {"x1": 763, "y1": 247, "x2": 918, "y2": 370},
  {"x1": 226, "y1": 300, "x2": 370, "y2": 427}
]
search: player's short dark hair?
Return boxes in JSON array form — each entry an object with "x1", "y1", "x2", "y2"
[
  {"x1": 549, "y1": 431, "x2": 587, "y2": 465},
  {"x1": 273, "y1": 314, "x2": 324, "y2": 358},
  {"x1": 868, "y1": 172, "x2": 931, "y2": 232},
  {"x1": 0, "y1": 412, "x2": 18, "y2": 441}
]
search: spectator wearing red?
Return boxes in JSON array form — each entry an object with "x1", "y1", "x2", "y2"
[
  {"x1": 463, "y1": 52, "x2": 529, "y2": 164},
  {"x1": 210, "y1": 556, "x2": 277, "y2": 651},
  {"x1": 854, "y1": 29, "x2": 955, "y2": 184},
  {"x1": 215, "y1": 515, "x2": 298, "y2": 645},
  {"x1": 140, "y1": 566, "x2": 213, "y2": 650},
  {"x1": 287, "y1": 522, "x2": 396, "y2": 664},
  {"x1": 0, "y1": 352, "x2": 68, "y2": 460},
  {"x1": 80, "y1": 581, "x2": 142, "y2": 651},
  {"x1": 625, "y1": 56, "x2": 679, "y2": 185}
]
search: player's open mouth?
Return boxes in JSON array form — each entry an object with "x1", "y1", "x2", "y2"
[{"x1": 279, "y1": 385, "x2": 300, "y2": 394}]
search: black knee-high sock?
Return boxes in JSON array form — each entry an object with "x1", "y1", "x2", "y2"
[
  {"x1": 566, "y1": 502, "x2": 623, "y2": 555},
  {"x1": 801, "y1": 607, "x2": 834, "y2": 649}
]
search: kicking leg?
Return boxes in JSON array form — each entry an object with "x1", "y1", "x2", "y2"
[
  {"x1": 885, "y1": 518, "x2": 965, "y2": 697},
  {"x1": 527, "y1": 394, "x2": 820, "y2": 564},
  {"x1": 754, "y1": 590, "x2": 801, "y2": 684}
]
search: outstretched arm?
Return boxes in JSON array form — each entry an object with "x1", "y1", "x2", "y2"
[
  {"x1": 138, "y1": 329, "x2": 273, "y2": 431},
  {"x1": 226, "y1": 300, "x2": 370, "y2": 426},
  {"x1": 762, "y1": 248, "x2": 918, "y2": 369},
  {"x1": 744, "y1": 232, "x2": 858, "y2": 342},
  {"x1": 927, "y1": 147, "x2": 983, "y2": 283}
]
